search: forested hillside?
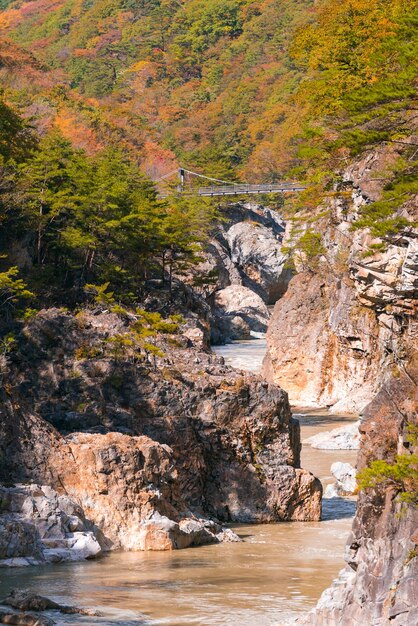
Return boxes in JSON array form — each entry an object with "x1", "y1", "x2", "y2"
[
  {"x1": 1, "y1": 0, "x2": 416, "y2": 179},
  {"x1": 0, "y1": 0, "x2": 417, "y2": 318}
]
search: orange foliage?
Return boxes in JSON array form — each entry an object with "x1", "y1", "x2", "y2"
[
  {"x1": 54, "y1": 110, "x2": 104, "y2": 155},
  {"x1": 141, "y1": 141, "x2": 178, "y2": 181}
]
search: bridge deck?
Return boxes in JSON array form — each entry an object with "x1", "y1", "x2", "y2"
[{"x1": 198, "y1": 183, "x2": 306, "y2": 196}]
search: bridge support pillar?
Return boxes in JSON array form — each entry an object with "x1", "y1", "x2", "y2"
[{"x1": 178, "y1": 168, "x2": 185, "y2": 193}]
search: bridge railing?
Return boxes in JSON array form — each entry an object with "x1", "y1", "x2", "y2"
[{"x1": 198, "y1": 183, "x2": 306, "y2": 196}]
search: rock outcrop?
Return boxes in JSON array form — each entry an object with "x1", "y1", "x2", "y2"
[
  {"x1": 0, "y1": 308, "x2": 321, "y2": 562},
  {"x1": 263, "y1": 144, "x2": 418, "y2": 413},
  {"x1": 225, "y1": 219, "x2": 292, "y2": 303},
  {"x1": 295, "y1": 365, "x2": 418, "y2": 625},
  {"x1": 303, "y1": 422, "x2": 360, "y2": 450},
  {"x1": 263, "y1": 272, "x2": 382, "y2": 412},
  {"x1": 0, "y1": 590, "x2": 100, "y2": 625},
  {"x1": 0, "y1": 484, "x2": 102, "y2": 567},
  {"x1": 264, "y1": 142, "x2": 417, "y2": 623},
  {"x1": 196, "y1": 203, "x2": 292, "y2": 343},
  {"x1": 213, "y1": 284, "x2": 270, "y2": 339},
  {"x1": 324, "y1": 463, "x2": 357, "y2": 498}
]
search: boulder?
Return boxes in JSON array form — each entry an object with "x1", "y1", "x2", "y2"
[
  {"x1": 133, "y1": 512, "x2": 240, "y2": 551},
  {"x1": 213, "y1": 284, "x2": 270, "y2": 342},
  {"x1": 0, "y1": 609, "x2": 55, "y2": 625},
  {"x1": 0, "y1": 308, "x2": 322, "y2": 564},
  {"x1": 0, "y1": 485, "x2": 102, "y2": 567},
  {"x1": 324, "y1": 462, "x2": 357, "y2": 498},
  {"x1": 226, "y1": 221, "x2": 292, "y2": 303},
  {"x1": 303, "y1": 422, "x2": 360, "y2": 450},
  {"x1": 0, "y1": 519, "x2": 44, "y2": 565},
  {"x1": 1, "y1": 589, "x2": 101, "y2": 621}
]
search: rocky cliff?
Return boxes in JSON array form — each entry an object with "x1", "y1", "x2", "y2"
[
  {"x1": 295, "y1": 363, "x2": 418, "y2": 625},
  {"x1": 197, "y1": 203, "x2": 292, "y2": 343},
  {"x1": 263, "y1": 142, "x2": 418, "y2": 624},
  {"x1": 0, "y1": 308, "x2": 321, "y2": 565},
  {"x1": 263, "y1": 144, "x2": 418, "y2": 413}
]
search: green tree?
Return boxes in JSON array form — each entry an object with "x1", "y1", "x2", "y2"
[
  {"x1": 159, "y1": 195, "x2": 219, "y2": 293},
  {"x1": 0, "y1": 267, "x2": 34, "y2": 319},
  {"x1": 18, "y1": 132, "x2": 86, "y2": 266}
]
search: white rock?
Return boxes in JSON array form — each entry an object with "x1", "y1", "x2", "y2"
[
  {"x1": 0, "y1": 484, "x2": 102, "y2": 567},
  {"x1": 215, "y1": 284, "x2": 270, "y2": 332},
  {"x1": 66, "y1": 532, "x2": 102, "y2": 559},
  {"x1": 226, "y1": 221, "x2": 291, "y2": 302},
  {"x1": 325, "y1": 462, "x2": 357, "y2": 497},
  {"x1": 303, "y1": 421, "x2": 360, "y2": 450},
  {"x1": 324, "y1": 484, "x2": 339, "y2": 499}
]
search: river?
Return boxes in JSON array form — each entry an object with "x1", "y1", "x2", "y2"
[{"x1": 0, "y1": 338, "x2": 357, "y2": 625}]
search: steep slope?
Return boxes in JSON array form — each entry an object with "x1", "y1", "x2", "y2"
[
  {"x1": 0, "y1": 0, "x2": 312, "y2": 176},
  {"x1": 296, "y1": 362, "x2": 418, "y2": 625},
  {"x1": 1, "y1": 0, "x2": 415, "y2": 189},
  {"x1": 263, "y1": 140, "x2": 418, "y2": 412}
]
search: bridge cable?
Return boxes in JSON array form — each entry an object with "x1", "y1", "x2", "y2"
[
  {"x1": 154, "y1": 169, "x2": 179, "y2": 182},
  {"x1": 155, "y1": 166, "x2": 246, "y2": 188},
  {"x1": 181, "y1": 168, "x2": 239, "y2": 186}
]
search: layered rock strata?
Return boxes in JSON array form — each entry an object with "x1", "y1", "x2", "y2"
[
  {"x1": 266, "y1": 142, "x2": 418, "y2": 624},
  {"x1": 263, "y1": 144, "x2": 418, "y2": 413},
  {"x1": 0, "y1": 308, "x2": 321, "y2": 563},
  {"x1": 296, "y1": 365, "x2": 418, "y2": 625}
]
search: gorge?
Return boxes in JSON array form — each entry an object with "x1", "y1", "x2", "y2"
[
  {"x1": 0, "y1": 185, "x2": 416, "y2": 624},
  {"x1": 0, "y1": 0, "x2": 417, "y2": 624}
]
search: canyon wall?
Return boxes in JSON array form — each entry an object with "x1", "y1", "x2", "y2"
[
  {"x1": 263, "y1": 145, "x2": 418, "y2": 414},
  {"x1": 296, "y1": 362, "x2": 418, "y2": 625},
  {"x1": 264, "y1": 143, "x2": 418, "y2": 624},
  {"x1": 195, "y1": 203, "x2": 292, "y2": 343}
]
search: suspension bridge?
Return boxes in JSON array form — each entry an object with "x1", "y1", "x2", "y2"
[{"x1": 156, "y1": 168, "x2": 306, "y2": 197}]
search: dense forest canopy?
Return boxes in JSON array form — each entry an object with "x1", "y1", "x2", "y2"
[{"x1": 0, "y1": 0, "x2": 416, "y2": 317}]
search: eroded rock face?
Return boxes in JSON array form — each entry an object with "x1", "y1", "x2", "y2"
[
  {"x1": 0, "y1": 309, "x2": 321, "y2": 559},
  {"x1": 263, "y1": 144, "x2": 418, "y2": 413},
  {"x1": 303, "y1": 422, "x2": 360, "y2": 450},
  {"x1": 196, "y1": 203, "x2": 292, "y2": 343},
  {"x1": 225, "y1": 220, "x2": 292, "y2": 303},
  {"x1": 295, "y1": 364, "x2": 418, "y2": 626},
  {"x1": 263, "y1": 143, "x2": 417, "y2": 623},
  {"x1": 0, "y1": 484, "x2": 102, "y2": 567},
  {"x1": 213, "y1": 284, "x2": 270, "y2": 340},
  {"x1": 263, "y1": 273, "x2": 381, "y2": 413}
]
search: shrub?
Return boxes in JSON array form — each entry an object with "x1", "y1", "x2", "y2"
[{"x1": 357, "y1": 425, "x2": 418, "y2": 506}]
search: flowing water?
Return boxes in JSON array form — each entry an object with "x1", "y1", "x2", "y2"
[{"x1": 0, "y1": 339, "x2": 357, "y2": 625}]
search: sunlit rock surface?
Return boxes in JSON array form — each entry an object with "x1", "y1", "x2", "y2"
[
  {"x1": 0, "y1": 484, "x2": 101, "y2": 567},
  {"x1": 304, "y1": 422, "x2": 360, "y2": 450},
  {"x1": 324, "y1": 463, "x2": 357, "y2": 498},
  {"x1": 196, "y1": 203, "x2": 292, "y2": 343},
  {"x1": 0, "y1": 309, "x2": 321, "y2": 562},
  {"x1": 263, "y1": 146, "x2": 418, "y2": 413}
]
